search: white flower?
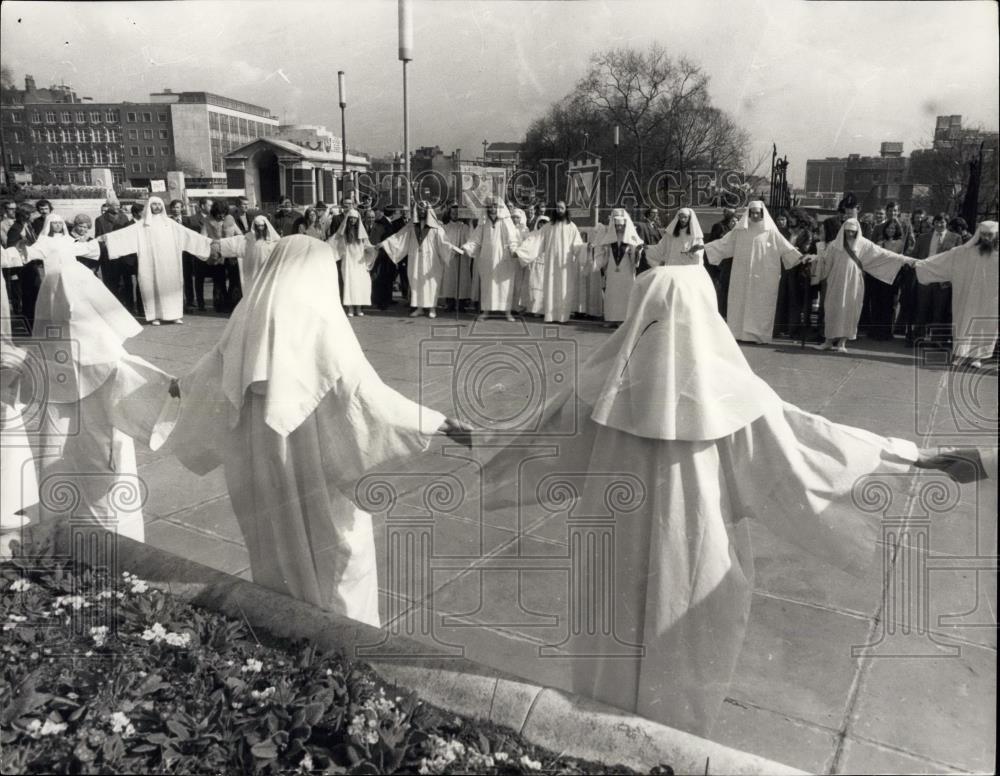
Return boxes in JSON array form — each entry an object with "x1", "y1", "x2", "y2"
[
  {"x1": 141, "y1": 623, "x2": 168, "y2": 642},
  {"x1": 347, "y1": 714, "x2": 367, "y2": 739},
  {"x1": 419, "y1": 735, "x2": 466, "y2": 774},
  {"x1": 164, "y1": 632, "x2": 191, "y2": 648},
  {"x1": 109, "y1": 712, "x2": 135, "y2": 737},
  {"x1": 466, "y1": 751, "x2": 496, "y2": 770},
  {"x1": 26, "y1": 718, "x2": 68, "y2": 738},
  {"x1": 494, "y1": 751, "x2": 510, "y2": 762},
  {"x1": 250, "y1": 687, "x2": 276, "y2": 703},
  {"x1": 54, "y1": 595, "x2": 88, "y2": 610},
  {"x1": 241, "y1": 658, "x2": 263, "y2": 674},
  {"x1": 298, "y1": 753, "x2": 314, "y2": 773},
  {"x1": 90, "y1": 626, "x2": 109, "y2": 647},
  {"x1": 520, "y1": 754, "x2": 542, "y2": 770},
  {"x1": 3, "y1": 614, "x2": 27, "y2": 631},
  {"x1": 10, "y1": 578, "x2": 32, "y2": 592},
  {"x1": 129, "y1": 579, "x2": 149, "y2": 594},
  {"x1": 97, "y1": 591, "x2": 114, "y2": 600}
]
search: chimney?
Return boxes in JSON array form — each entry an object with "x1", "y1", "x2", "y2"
[
  {"x1": 25, "y1": 75, "x2": 36, "y2": 92},
  {"x1": 163, "y1": 88, "x2": 172, "y2": 93}
]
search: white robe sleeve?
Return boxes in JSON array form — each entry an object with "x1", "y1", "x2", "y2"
[
  {"x1": 774, "y1": 231, "x2": 804, "y2": 269},
  {"x1": 718, "y1": 402, "x2": 919, "y2": 577},
  {"x1": 379, "y1": 229, "x2": 411, "y2": 265},
  {"x1": 461, "y1": 224, "x2": 483, "y2": 259},
  {"x1": 72, "y1": 239, "x2": 101, "y2": 261},
  {"x1": 216, "y1": 235, "x2": 247, "y2": 260},
  {"x1": 1, "y1": 246, "x2": 24, "y2": 269},
  {"x1": 810, "y1": 243, "x2": 834, "y2": 286},
  {"x1": 107, "y1": 354, "x2": 176, "y2": 448},
  {"x1": 644, "y1": 235, "x2": 669, "y2": 266},
  {"x1": 703, "y1": 229, "x2": 736, "y2": 265},
  {"x1": 174, "y1": 221, "x2": 212, "y2": 260},
  {"x1": 858, "y1": 242, "x2": 909, "y2": 285},
  {"x1": 103, "y1": 223, "x2": 140, "y2": 260},
  {"x1": 914, "y1": 246, "x2": 958, "y2": 285},
  {"x1": 512, "y1": 229, "x2": 544, "y2": 267}
]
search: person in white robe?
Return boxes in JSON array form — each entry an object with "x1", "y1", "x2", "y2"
[
  {"x1": 152, "y1": 236, "x2": 470, "y2": 626},
  {"x1": 27, "y1": 243, "x2": 173, "y2": 546},
  {"x1": 594, "y1": 208, "x2": 643, "y2": 326},
  {"x1": 703, "y1": 200, "x2": 804, "y2": 343},
  {"x1": 512, "y1": 201, "x2": 584, "y2": 323},
  {"x1": 378, "y1": 201, "x2": 456, "y2": 319},
  {"x1": 437, "y1": 203, "x2": 474, "y2": 312},
  {"x1": 20, "y1": 213, "x2": 100, "y2": 270},
  {"x1": 810, "y1": 218, "x2": 915, "y2": 352},
  {"x1": 644, "y1": 208, "x2": 705, "y2": 267},
  {"x1": 509, "y1": 208, "x2": 532, "y2": 313},
  {"x1": 328, "y1": 208, "x2": 377, "y2": 317},
  {"x1": 522, "y1": 214, "x2": 551, "y2": 316},
  {"x1": 103, "y1": 196, "x2": 213, "y2": 325},
  {"x1": 575, "y1": 226, "x2": 605, "y2": 319},
  {"x1": 481, "y1": 265, "x2": 919, "y2": 737},
  {"x1": 464, "y1": 198, "x2": 522, "y2": 321},
  {"x1": 914, "y1": 220, "x2": 999, "y2": 369},
  {"x1": 213, "y1": 215, "x2": 281, "y2": 292}
]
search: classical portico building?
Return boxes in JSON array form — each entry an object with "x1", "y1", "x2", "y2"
[{"x1": 224, "y1": 130, "x2": 370, "y2": 210}]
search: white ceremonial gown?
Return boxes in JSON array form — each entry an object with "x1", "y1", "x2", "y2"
[
  {"x1": 380, "y1": 216, "x2": 455, "y2": 308},
  {"x1": 328, "y1": 210, "x2": 377, "y2": 307},
  {"x1": 812, "y1": 219, "x2": 909, "y2": 340},
  {"x1": 154, "y1": 236, "x2": 445, "y2": 627},
  {"x1": 30, "y1": 248, "x2": 172, "y2": 542},
  {"x1": 514, "y1": 221, "x2": 584, "y2": 323},
  {"x1": 704, "y1": 202, "x2": 802, "y2": 342},
  {"x1": 915, "y1": 222, "x2": 999, "y2": 359},
  {"x1": 598, "y1": 244, "x2": 640, "y2": 322},
  {"x1": 645, "y1": 209, "x2": 705, "y2": 268},
  {"x1": 216, "y1": 216, "x2": 281, "y2": 290},
  {"x1": 439, "y1": 220, "x2": 474, "y2": 301},
  {"x1": 481, "y1": 266, "x2": 919, "y2": 737},
  {"x1": 464, "y1": 209, "x2": 522, "y2": 312},
  {"x1": 105, "y1": 197, "x2": 213, "y2": 321}
]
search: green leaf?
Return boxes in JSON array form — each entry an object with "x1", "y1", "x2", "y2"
[
  {"x1": 302, "y1": 702, "x2": 325, "y2": 725},
  {"x1": 250, "y1": 741, "x2": 278, "y2": 759},
  {"x1": 165, "y1": 719, "x2": 191, "y2": 740}
]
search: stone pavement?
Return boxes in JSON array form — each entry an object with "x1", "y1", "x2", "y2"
[{"x1": 128, "y1": 305, "x2": 997, "y2": 775}]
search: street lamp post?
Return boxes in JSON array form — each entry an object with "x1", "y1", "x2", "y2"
[
  {"x1": 482, "y1": 139, "x2": 488, "y2": 167},
  {"x1": 399, "y1": 0, "x2": 413, "y2": 217},
  {"x1": 613, "y1": 124, "x2": 619, "y2": 208},
  {"x1": 338, "y1": 70, "x2": 348, "y2": 201}
]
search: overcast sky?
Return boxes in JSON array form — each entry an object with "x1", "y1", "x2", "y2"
[{"x1": 2, "y1": 0, "x2": 997, "y2": 186}]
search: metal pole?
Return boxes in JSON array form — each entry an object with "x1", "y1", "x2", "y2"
[
  {"x1": 338, "y1": 71, "x2": 347, "y2": 201},
  {"x1": 399, "y1": 0, "x2": 412, "y2": 218}
]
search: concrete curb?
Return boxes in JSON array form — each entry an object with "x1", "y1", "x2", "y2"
[{"x1": 112, "y1": 536, "x2": 804, "y2": 775}]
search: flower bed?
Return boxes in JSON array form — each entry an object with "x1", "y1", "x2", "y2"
[{"x1": 0, "y1": 542, "x2": 670, "y2": 775}]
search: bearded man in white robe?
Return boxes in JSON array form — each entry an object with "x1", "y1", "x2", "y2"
[
  {"x1": 481, "y1": 265, "x2": 919, "y2": 737},
  {"x1": 438, "y1": 203, "x2": 473, "y2": 312},
  {"x1": 512, "y1": 201, "x2": 584, "y2": 323},
  {"x1": 463, "y1": 198, "x2": 522, "y2": 321},
  {"x1": 214, "y1": 215, "x2": 281, "y2": 292},
  {"x1": 645, "y1": 208, "x2": 705, "y2": 267},
  {"x1": 915, "y1": 220, "x2": 999, "y2": 369},
  {"x1": 26, "y1": 243, "x2": 173, "y2": 546},
  {"x1": 810, "y1": 218, "x2": 915, "y2": 352},
  {"x1": 103, "y1": 196, "x2": 212, "y2": 325},
  {"x1": 378, "y1": 200, "x2": 457, "y2": 319},
  {"x1": 153, "y1": 236, "x2": 471, "y2": 627},
  {"x1": 704, "y1": 200, "x2": 804, "y2": 343}
]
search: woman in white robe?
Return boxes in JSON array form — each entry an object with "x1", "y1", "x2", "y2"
[
  {"x1": 645, "y1": 208, "x2": 705, "y2": 267},
  {"x1": 703, "y1": 201, "x2": 804, "y2": 343},
  {"x1": 328, "y1": 208, "x2": 376, "y2": 316},
  {"x1": 153, "y1": 236, "x2": 470, "y2": 627},
  {"x1": 379, "y1": 201, "x2": 456, "y2": 318},
  {"x1": 438, "y1": 205, "x2": 473, "y2": 311},
  {"x1": 810, "y1": 218, "x2": 914, "y2": 352},
  {"x1": 214, "y1": 215, "x2": 281, "y2": 292},
  {"x1": 464, "y1": 198, "x2": 522, "y2": 321},
  {"x1": 481, "y1": 266, "x2": 919, "y2": 737},
  {"x1": 103, "y1": 197, "x2": 213, "y2": 325},
  {"x1": 21, "y1": 213, "x2": 101, "y2": 270},
  {"x1": 915, "y1": 220, "x2": 999, "y2": 369},
  {"x1": 29, "y1": 244, "x2": 173, "y2": 545},
  {"x1": 595, "y1": 209, "x2": 643, "y2": 325}
]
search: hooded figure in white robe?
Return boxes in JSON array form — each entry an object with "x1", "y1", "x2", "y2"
[
  {"x1": 21, "y1": 213, "x2": 100, "y2": 270},
  {"x1": 810, "y1": 218, "x2": 913, "y2": 350},
  {"x1": 29, "y1": 243, "x2": 173, "y2": 544},
  {"x1": 438, "y1": 204, "x2": 474, "y2": 308},
  {"x1": 152, "y1": 236, "x2": 466, "y2": 627},
  {"x1": 513, "y1": 202, "x2": 584, "y2": 323},
  {"x1": 645, "y1": 208, "x2": 705, "y2": 267},
  {"x1": 509, "y1": 208, "x2": 532, "y2": 313},
  {"x1": 915, "y1": 220, "x2": 999, "y2": 367},
  {"x1": 215, "y1": 215, "x2": 281, "y2": 291},
  {"x1": 480, "y1": 265, "x2": 919, "y2": 737},
  {"x1": 574, "y1": 224, "x2": 605, "y2": 318},
  {"x1": 595, "y1": 209, "x2": 644, "y2": 323},
  {"x1": 379, "y1": 200, "x2": 456, "y2": 316},
  {"x1": 328, "y1": 208, "x2": 377, "y2": 312},
  {"x1": 704, "y1": 201, "x2": 803, "y2": 342},
  {"x1": 104, "y1": 196, "x2": 213, "y2": 324},
  {"x1": 464, "y1": 198, "x2": 522, "y2": 318}
]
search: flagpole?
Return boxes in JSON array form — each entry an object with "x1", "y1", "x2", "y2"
[{"x1": 399, "y1": 0, "x2": 413, "y2": 219}]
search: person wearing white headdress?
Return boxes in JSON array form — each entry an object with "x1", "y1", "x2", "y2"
[
  {"x1": 703, "y1": 200, "x2": 804, "y2": 343},
  {"x1": 463, "y1": 197, "x2": 522, "y2": 322},
  {"x1": 24, "y1": 242, "x2": 173, "y2": 545},
  {"x1": 18, "y1": 212, "x2": 100, "y2": 270},
  {"x1": 914, "y1": 220, "x2": 999, "y2": 369},
  {"x1": 508, "y1": 208, "x2": 531, "y2": 313},
  {"x1": 213, "y1": 215, "x2": 281, "y2": 293},
  {"x1": 644, "y1": 208, "x2": 705, "y2": 267},
  {"x1": 377, "y1": 200, "x2": 457, "y2": 319},
  {"x1": 809, "y1": 218, "x2": 915, "y2": 353},
  {"x1": 152, "y1": 236, "x2": 471, "y2": 626},
  {"x1": 512, "y1": 201, "x2": 583, "y2": 324},
  {"x1": 328, "y1": 208, "x2": 377, "y2": 317},
  {"x1": 437, "y1": 202, "x2": 474, "y2": 312},
  {"x1": 480, "y1": 265, "x2": 920, "y2": 737},
  {"x1": 102, "y1": 196, "x2": 212, "y2": 326},
  {"x1": 595, "y1": 208, "x2": 644, "y2": 326}
]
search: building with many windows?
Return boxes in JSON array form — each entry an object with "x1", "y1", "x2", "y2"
[{"x1": 120, "y1": 104, "x2": 176, "y2": 186}]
